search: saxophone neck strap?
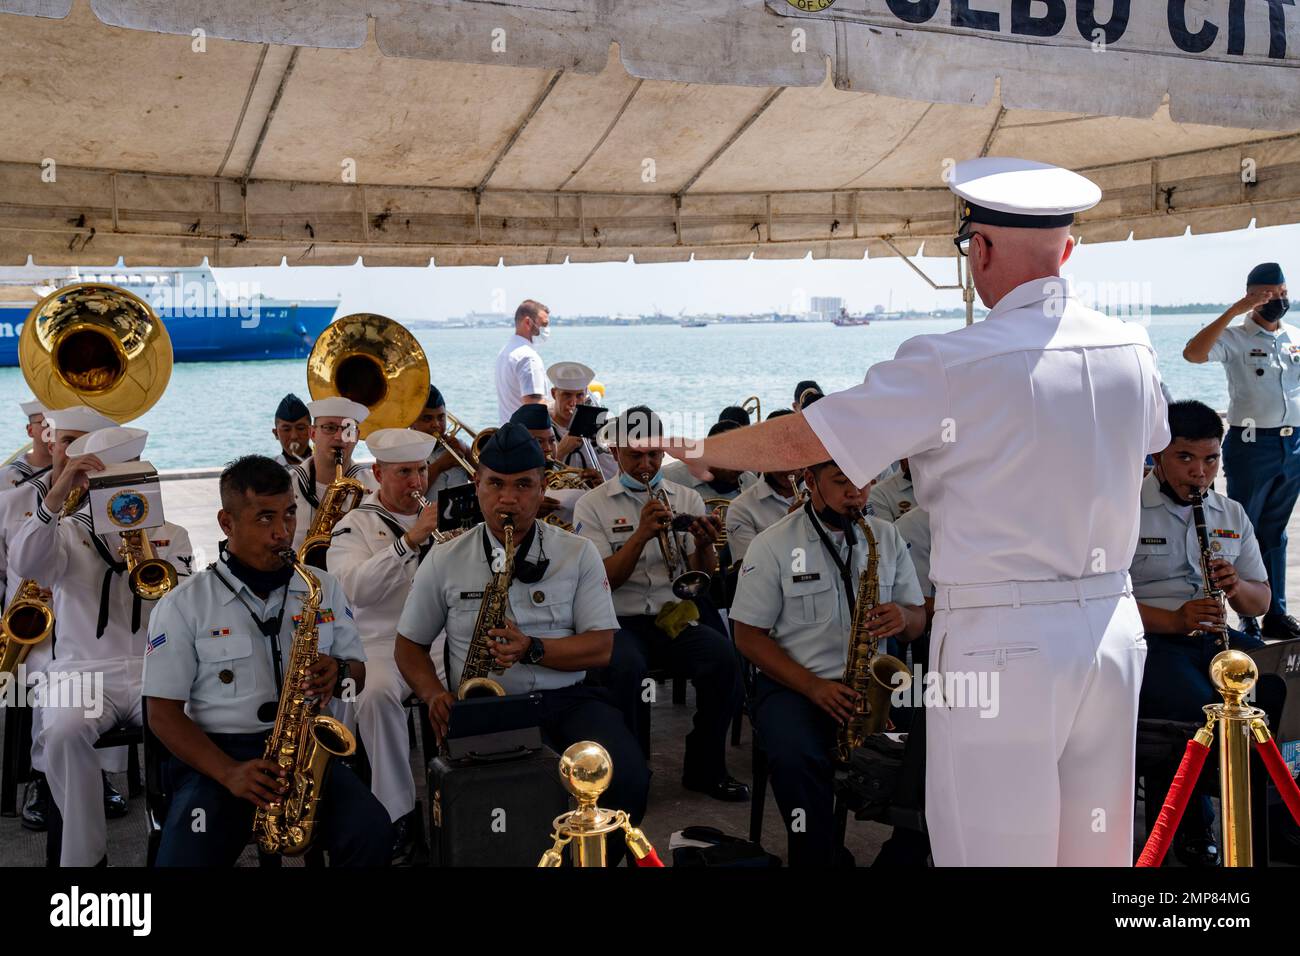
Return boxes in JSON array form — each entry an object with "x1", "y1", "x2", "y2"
[
  {"x1": 804, "y1": 499, "x2": 857, "y2": 618},
  {"x1": 213, "y1": 561, "x2": 291, "y2": 695}
]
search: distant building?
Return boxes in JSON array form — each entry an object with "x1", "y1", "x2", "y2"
[{"x1": 810, "y1": 296, "x2": 844, "y2": 322}]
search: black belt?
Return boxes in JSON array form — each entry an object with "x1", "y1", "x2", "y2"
[{"x1": 1230, "y1": 425, "x2": 1296, "y2": 436}]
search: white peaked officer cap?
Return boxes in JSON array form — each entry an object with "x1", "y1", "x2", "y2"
[
  {"x1": 45, "y1": 405, "x2": 117, "y2": 435},
  {"x1": 307, "y1": 397, "x2": 370, "y2": 423},
  {"x1": 366, "y1": 427, "x2": 436, "y2": 464},
  {"x1": 948, "y1": 157, "x2": 1101, "y2": 228},
  {"x1": 547, "y1": 361, "x2": 596, "y2": 392},
  {"x1": 19, "y1": 399, "x2": 45, "y2": 417},
  {"x1": 67, "y1": 426, "x2": 148, "y2": 463}
]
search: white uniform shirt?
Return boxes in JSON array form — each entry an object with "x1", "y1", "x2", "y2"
[
  {"x1": 725, "y1": 476, "x2": 794, "y2": 562},
  {"x1": 0, "y1": 476, "x2": 47, "y2": 604},
  {"x1": 273, "y1": 452, "x2": 308, "y2": 470},
  {"x1": 894, "y1": 506, "x2": 934, "y2": 598},
  {"x1": 495, "y1": 333, "x2": 547, "y2": 424},
  {"x1": 142, "y1": 560, "x2": 365, "y2": 735},
  {"x1": 10, "y1": 497, "x2": 193, "y2": 665},
  {"x1": 573, "y1": 477, "x2": 704, "y2": 617},
  {"x1": 327, "y1": 493, "x2": 421, "y2": 646},
  {"x1": 660, "y1": 460, "x2": 757, "y2": 502},
  {"x1": 289, "y1": 459, "x2": 378, "y2": 553},
  {"x1": 804, "y1": 277, "x2": 1170, "y2": 587},
  {"x1": 1205, "y1": 316, "x2": 1300, "y2": 428},
  {"x1": 1129, "y1": 473, "x2": 1266, "y2": 613},
  {"x1": 397, "y1": 523, "x2": 617, "y2": 693},
  {"x1": 0, "y1": 456, "x2": 43, "y2": 491},
  {"x1": 867, "y1": 471, "x2": 916, "y2": 522},
  {"x1": 730, "y1": 507, "x2": 923, "y2": 679}
]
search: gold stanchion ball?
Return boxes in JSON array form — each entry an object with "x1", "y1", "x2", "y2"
[
  {"x1": 559, "y1": 741, "x2": 612, "y2": 801},
  {"x1": 1209, "y1": 649, "x2": 1258, "y2": 698}
]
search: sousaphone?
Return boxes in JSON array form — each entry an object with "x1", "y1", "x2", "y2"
[{"x1": 306, "y1": 313, "x2": 430, "y2": 438}]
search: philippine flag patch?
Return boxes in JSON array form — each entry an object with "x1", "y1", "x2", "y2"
[
  {"x1": 210, "y1": 627, "x2": 230, "y2": 638},
  {"x1": 146, "y1": 633, "x2": 167, "y2": 655}
]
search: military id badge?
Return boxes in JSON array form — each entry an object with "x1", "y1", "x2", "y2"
[{"x1": 88, "y1": 461, "x2": 165, "y2": 534}]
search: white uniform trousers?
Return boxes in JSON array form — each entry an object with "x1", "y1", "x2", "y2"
[
  {"x1": 39, "y1": 658, "x2": 142, "y2": 866},
  {"x1": 925, "y1": 579, "x2": 1146, "y2": 866},
  {"x1": 351, "y1": 637, "x2": 415, "y2": 823}
]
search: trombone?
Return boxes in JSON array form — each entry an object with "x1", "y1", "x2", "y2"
[
  {"x1": 739, "y1": 395, "x2": 762, "y2": 422},
  {"x1": 435, "y1": 411, "x2": 478, "y2": 477}
]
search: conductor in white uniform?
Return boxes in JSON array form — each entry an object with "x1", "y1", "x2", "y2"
[{"x1": 648, "y1": 158, "x2": 1170, "y2": 866}]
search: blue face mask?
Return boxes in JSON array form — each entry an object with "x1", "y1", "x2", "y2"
[{"x1": 619, "y1": 471, "x2": 661, "y2": 492}]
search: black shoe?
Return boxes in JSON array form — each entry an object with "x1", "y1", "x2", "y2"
[
  {"x1": 21, "y1": 774, "x2": 49, "y2": 831},
  {"x1": 1262, "y1": 614, "x2": 1300, "y2": 641},
  {"x1": 1174, "y1": 829, "x2": 1221, "y2": 868},
  {"x1": 682, "y1": 774, "x2": 751, "y2": 802},
  {"x1": 390, "y1": 811, "x2": 418, "y2": 866},
  {"x1": 102, "y1": 772, "x2": 128, "y2": 819},
  {"x1": 1240, "y1": 616, "x2": 1261, "y2": 637}
]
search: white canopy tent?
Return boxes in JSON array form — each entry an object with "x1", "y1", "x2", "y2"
[{"x1": 0, "y1": 0, "x2": 1298, "y2": 274}]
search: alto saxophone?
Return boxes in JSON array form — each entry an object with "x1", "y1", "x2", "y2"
[
  {"x1": 253, "y1": 549, "x2": 358, "y2": 856},
  {"x1": 299, "y1": 450, "x2": 367, "y2": 568},
  {"x1": 0, "y1": 579, "x2": 53, "y2": 676},
  {"x1": 457, "y1": 516, "x2": 514, "y2": 699},
  {"x1": 835, "y1": 510, "x2": 912, "y2": 765}
]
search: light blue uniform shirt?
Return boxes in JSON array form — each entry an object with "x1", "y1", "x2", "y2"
[
  {"x1": 730, "y1": 507, "x2": 922, "y2": 680},
  {"x1": 1206, "y1": 316, "x2": 1300, "y2": 428},
  {"x1": 894, "y1": 506, "x2": 933, "y2": 598},
  {"x1": 1129, "y1": 473, "x2": 1267, "y2": 613},
  {"x1": 143, "y1": 561, "x2": 365, "y2": 735},
  {"x1": 397, "y1": 522, "x2": 618, "y2": 693}
]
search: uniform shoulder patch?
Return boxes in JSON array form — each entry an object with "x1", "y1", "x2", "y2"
[{"x1": 146, "y1": 633, "x2": 167, "y2": 654}]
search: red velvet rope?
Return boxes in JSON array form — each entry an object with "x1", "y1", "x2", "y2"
[
  {"x1": 1136, "y1": 737, "x2": 1211, "y2": 867},
  {"x1": 1252, "y1": 734, "x2": 1300, "y2": 829},
  {"x1": 632, "y1": 847, "x2": 664, "y2": 867}
]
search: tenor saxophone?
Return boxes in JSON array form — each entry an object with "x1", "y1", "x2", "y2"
[
  {"x1": 0, "y1": 579, "x2": 53, "y2": 676},
  {"x1": 299, "y1": 449, "x2": 367, "y2": 568},
  {"x1": 457, "y1": 517, "x2": 514, "y2": 699},
  {"x1": 253, "y1": 549, "x2": 358, "y2": 856},
  {"x1": 835, "y1": 510, "x2": 912, "y2": 765}
]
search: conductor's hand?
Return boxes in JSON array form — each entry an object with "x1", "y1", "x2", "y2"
[
  {"x1": 633, "y1": 498, "x2": 672, "y2": 543},
  {"x1": 805, "y1": 677, "x2": 858, "y2": 724},
  {"x1": 222, "y1": 759, "x2": 288, "y2": 809},
  {"x1": 302, "y1": 654, "x2": 339, "y2": 704},
  {"x1": 487, "y1": 618, "x2": 531, "y2": 668},
  {"x1": 1208, "y1": 558, "x2": 1241, "y2": 600},
  {"x1": 426, "y1": 690, "x2": 457, "y2": 743},
  {"x1": 1176, "y1": 597, "x2": 1226, "y2": 635}
]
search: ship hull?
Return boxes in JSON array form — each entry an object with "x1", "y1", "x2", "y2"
[{"x1": 0, "y1": 301, "x2": 337, "y2": 366}]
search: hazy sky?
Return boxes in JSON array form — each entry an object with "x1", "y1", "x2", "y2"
[{"x1": 208, "y1": 221, "x2": 1300, "y2": 321}]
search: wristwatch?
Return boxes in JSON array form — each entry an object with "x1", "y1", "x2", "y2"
[
  {"x1": 334, "y1": 659, "x2": 352, "y2": 697},
  {"x1": 523, "y1": 636, "x2": 545, "y2": 666}
]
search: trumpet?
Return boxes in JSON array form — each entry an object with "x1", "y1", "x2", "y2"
[
  {"x1": 638, "y1": 472, "x2": 710, "y2": 601},
  {"x1": 120, "y1": 529, "x2": 179, "y2": 601},
  {"x1": 411, "y1": 490, "x2": 461, "y2": 545}
]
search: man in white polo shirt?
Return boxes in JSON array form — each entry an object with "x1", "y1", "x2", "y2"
[{"x1": 495, "y1": 299, "x2": 550, "y2": 424}]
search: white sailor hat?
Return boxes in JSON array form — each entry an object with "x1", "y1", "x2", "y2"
[
  {"x1": 67, "y1": 426, "x2": 148, "y2": 464},
  {"x1": 19, "y1": 399, "x2": 45, "y2": 417},
  {"x1": 44, "y1": 405, "x2": 117, "y2": 435},
  {"x1": 307, "y1": 397, "x2": 370, "y2": 423},
  {"x1": 547, "y1": 361, "x2": 595, "y2": 392},
  {"x1": 949, "y1": 157, "x2": 1101, "y2": 230},
  {"x1": 366, "y1": 427, "x2": 436, "y2": 464}
]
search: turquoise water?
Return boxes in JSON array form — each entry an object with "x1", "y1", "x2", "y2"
[{"x1": 0, "y1": 315, "x2": 1228, "y2": 469}]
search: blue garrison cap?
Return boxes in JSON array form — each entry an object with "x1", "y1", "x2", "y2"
[
  {"x1": 275, "y1": 393, "x2": 310, "y2": 422},
  {"x1": 478, "y1": 422, "x2": 546, "y2": 473},
  {"x1": 1248, "y1": 262, "x2": 1286, "y2": 286}
]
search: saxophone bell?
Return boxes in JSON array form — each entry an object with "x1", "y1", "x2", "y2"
[{"x1": 0, "y1": 580, "x2": 53, "y2": 676}]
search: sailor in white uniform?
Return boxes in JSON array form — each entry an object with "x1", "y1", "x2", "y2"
[
  {"x1": 547, "y1": 361, "x2": 617, "y2": 480},
  {"x1": 289, "y1": 397, "x2": 377, "y2": 555},
  {"x1": 651, "y1": 158, "x2": 1170, "y2": 866},
  {"x1": 0, "y1": 399, "x2": 53, "y2": 489},
  {"x1": 327, "y1": 427, "x2": 443, "y2": 862},
  {"x1": 10, "y1": 425, "x2": 193, "y2": 865}
]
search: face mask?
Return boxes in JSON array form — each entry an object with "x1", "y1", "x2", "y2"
[
  {"x1": 1258, "y1": 298, "x2": 1290, "y2": 323},
  {"x1": 534, "y1": 321, "x2": 551, "y2": 344},
  {"x1": 619, "y1": 471, "x2": 660, "y2": 492}
]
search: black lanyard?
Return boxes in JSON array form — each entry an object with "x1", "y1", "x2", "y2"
[
  {"x1": 804, "y1": 500, "x2": 857, "y2": 617},
  {"x1": 212, "y1": 564, "x2": 291, "y2": 696}
]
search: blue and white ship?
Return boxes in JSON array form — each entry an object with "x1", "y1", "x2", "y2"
[{"x1": 0, "y1": 266, "x2": 339, "y2": 366}]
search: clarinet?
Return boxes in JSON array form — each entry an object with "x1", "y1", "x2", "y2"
[{"x1": 1189, "y1": 490, "x2": 1230, "y2": 648}]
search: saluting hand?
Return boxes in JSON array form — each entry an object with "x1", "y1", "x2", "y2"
[
  {"x1": 805, "y1": 677, "x2": 858, "y2": 724},
  {"x1": 222, "y1": 758, "x2": 289, "y2": 809},
  {"x1": 302, "y1": 654, "x2": 339, "y2": 704},
  {"x1": 1235, "y1": 288, "x2": 1278, "y2": 317},
  {"x1": 1208, "y1": 558, "x2": 1241, "y2": 600},
  {"x1": 487, "y1": 618, "x2": 531, "y2": 668}
]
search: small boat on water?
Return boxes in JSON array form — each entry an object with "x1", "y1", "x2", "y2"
[
  {"x1": 833, "y1": 307, "x2": 870, "y2": 327},
  {"x1": 680, "y1": 319, "x2": 708, "y2": 328},
  {"x1": 0, "y1": 266, "x2": 339, "y2": 366}
]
